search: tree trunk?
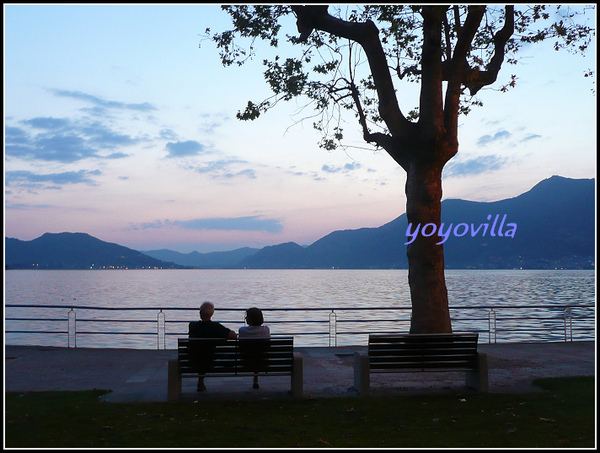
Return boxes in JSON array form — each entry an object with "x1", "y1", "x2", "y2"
[{"x1": 405, "y1": 162, "x2": 452, "y2": 333}]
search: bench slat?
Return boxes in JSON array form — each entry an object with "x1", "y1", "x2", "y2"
[
  {"x1": 369, "y1": 333, "x2": 477, "y2": 340},
  {"x1": 369, "y1": 341, "x2": 477, "y2": 348},
  {"x1": 179, "y1": 361, "x2": 295, "y2": 373},
  {"x1": 369, "y1": 346, "x2": 477, "y2": 353},
  {"x1": 370, "y1": 354, "x2": 478, "y2": 362}
]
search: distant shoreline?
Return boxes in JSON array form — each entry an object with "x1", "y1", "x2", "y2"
[{"x1": 5, "y1": 266, "x2": 595, "y2": 271}]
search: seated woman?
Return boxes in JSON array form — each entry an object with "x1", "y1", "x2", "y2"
[{"x1": 239, "y1": 307, "x2": 270, "y2": 388}]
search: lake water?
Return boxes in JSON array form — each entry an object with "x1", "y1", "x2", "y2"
[{"x1": 4, "y1": 269, "x2": 595, "y2": 348}]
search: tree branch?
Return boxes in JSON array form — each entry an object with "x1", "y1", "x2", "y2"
[
  {"x1": 463, "y1": 5, "x2": 515, "y2": 95},
  {"x1": 453, "y1": 5, "x2": 462, "y2": 34},
  {"x1": 348, "y1": 79, "x2": 388, "y2": 148},
  {"x1": 291, "y1": 5, "x2": 411, "y2": 139},
  {"x1": 444, "y1": 6, "x2": 485, "y2": 140},
  {"x1": 418, "y1": 6, "x2": 447, "y2": 134}
]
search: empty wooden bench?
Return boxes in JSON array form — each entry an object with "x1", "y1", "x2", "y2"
[
  {"x1": 168, "y1": 337, "x2": 303, "y2": 401},
  {"x1": 354, "y1": 333, "x2": 488, "y2": 395}
]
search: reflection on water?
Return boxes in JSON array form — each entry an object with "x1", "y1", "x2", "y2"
[{"x1": 5, "y1": 269, "x2": 595, "y2": 348}]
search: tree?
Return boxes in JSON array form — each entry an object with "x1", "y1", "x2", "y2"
[{"x1": 205, "y1": 5, "x2": 594, "y2": 333}]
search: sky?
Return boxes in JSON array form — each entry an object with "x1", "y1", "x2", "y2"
[{"x1": 4, "y1": 4, "x2": 597, "y2": 253}]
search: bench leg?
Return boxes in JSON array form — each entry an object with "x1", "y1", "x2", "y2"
[
  {"x1": 466, "y1": 352, "x2": 489, "y2": 392},
  {"x1": 354, "y1": 352, "x2": 370, "y2": 395},
  {"x1": 291, "y1": 352, "x2": 303, "y2": 398},
  {"x1": 167, "y1": 359, "x2": 181, "y2": 401}
]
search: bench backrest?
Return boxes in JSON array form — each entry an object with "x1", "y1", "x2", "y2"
[
  {"x1": 178, "y1": 337, "x2": 294, "y2": 375},
  {"x1": 368, "y1": 333, "x2": 479, "y2": 371}
]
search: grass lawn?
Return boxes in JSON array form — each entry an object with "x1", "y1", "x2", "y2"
[{"x1": 5, "y1": 376, "x2": 595, "y2": 448}]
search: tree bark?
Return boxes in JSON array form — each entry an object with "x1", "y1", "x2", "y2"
[{"x1": 405, "y1": 162, "x2": 452, "y2": 333}]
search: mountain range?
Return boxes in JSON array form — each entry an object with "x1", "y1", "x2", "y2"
[
  {"x1": 5, "y1": 232, "x2": 187, "y2": 270},
  {"x1": 5, "y1": 175, "x2": 595, "y2": 270}
]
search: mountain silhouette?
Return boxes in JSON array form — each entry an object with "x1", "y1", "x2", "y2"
[
  {"x1": 238, "y1": 175, "x2": 595, "y2": 269},
  {"x1": 5, "y1": 232, "x2": 186, "y2": 270},
  {"x1": 142, "y1": 247, "x2": 259, "y2": 269},
  {"x1": 4, "y1": 176, "x2": 595, "y2": 270}
]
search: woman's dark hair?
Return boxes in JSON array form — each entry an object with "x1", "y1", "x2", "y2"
[{"x1": 245, "y1": 307, "x2": 264, "y2": 326}]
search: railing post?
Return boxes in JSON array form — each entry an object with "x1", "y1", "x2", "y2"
[
  {"x1": 68, "y1": 308, "x2": 77, "y2": 348},
  {"x1": 564, "y1": 307, "x2": 573, "y2": 342},
  {"x1": 329, "y1": 310, "x2": 337, "y2": 347},
  {"x1": 157, "y1": 310, "x2": 166, "y2": 350},
  {"x1": 488, "y1": 308, "x2": 497, "y2": 344}
]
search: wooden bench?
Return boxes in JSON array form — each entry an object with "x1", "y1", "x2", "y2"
[
  {"x1": 168, "y1": 337, "x2": 303, "y2": 401},
  {"x1": 354, "y1": 333, "x2": 488, "y2": 395}
]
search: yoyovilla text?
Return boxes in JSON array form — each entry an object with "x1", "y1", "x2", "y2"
[{"x1": 405, "y1": 214, "x2": 517, "y2": 245}]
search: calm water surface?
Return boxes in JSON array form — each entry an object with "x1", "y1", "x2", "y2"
[{"x1": 4, "y1": 269, "x2": 595, "y2": 348}]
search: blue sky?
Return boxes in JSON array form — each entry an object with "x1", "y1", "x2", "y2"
[{"x1": 4, "y1": 4, "x2": 596, "y2": 253}]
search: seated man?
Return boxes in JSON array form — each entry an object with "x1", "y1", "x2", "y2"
[{"x1": 188, "y1": 301, "x2": 237, "y2": 391}]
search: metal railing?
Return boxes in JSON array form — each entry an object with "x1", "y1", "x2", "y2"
[{"x1": 5, "y1": 303, "x2": 595, "y2": 349}]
